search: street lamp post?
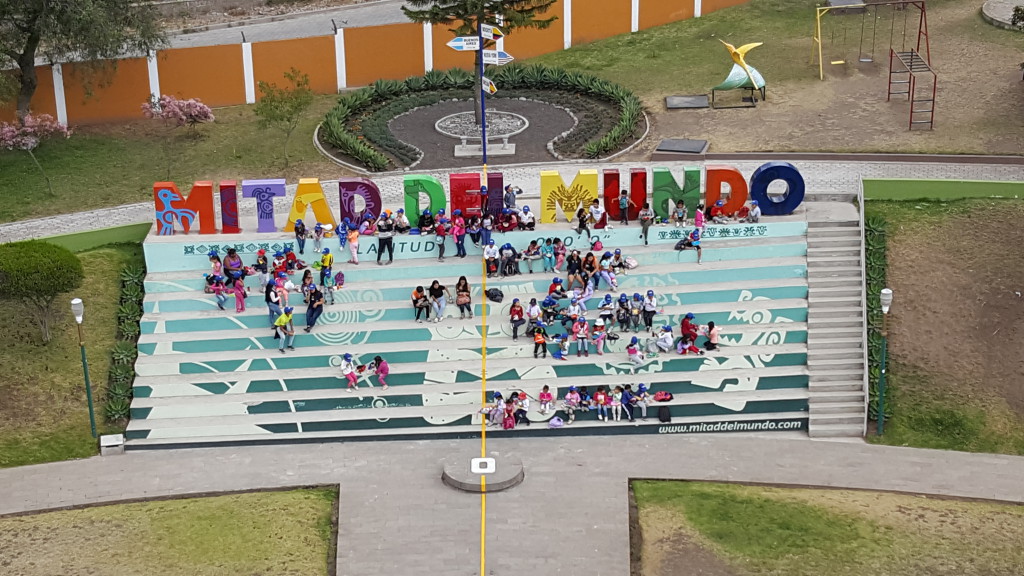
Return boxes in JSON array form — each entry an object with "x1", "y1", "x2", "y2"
[
  {"x1": 70, "y1": 298, "x2": 97, "y2": 439},
  {"x1": 877, "y1": 288, "x2": 893, "y2": 436}
]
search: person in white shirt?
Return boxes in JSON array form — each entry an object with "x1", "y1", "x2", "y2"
[
  {"x1": 642, "y1": 290, "x2": 658, "y2": 331},
  {"x1": 394, "y1": 209, "x2": 411, "y2": 233},
  {"x1": 518, "y1": 206, "x2": 536, "y2": 230},
  {"x1": 526, "y1": 298, "x2": 542, "y2": 330},
  {"x1": 653, "y1": 325, "x2": 675, "y2": 353},
  {"x1": 588, "y1": 199, "x2": 606, "y2": 228},
  {"x1": 483, "y1": 239, "x2": 499, "y2": 277}
]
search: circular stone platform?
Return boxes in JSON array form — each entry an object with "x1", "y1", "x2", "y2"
[
  {"x1": 441, "y1": 452, "x2": 524, "y2": 493},
  {"x1": 981, "y1": 0, "x2": 1024, "y2": 30},
  {"x1": 435, "y1": 110, "x2": 529, "y2": 139}
]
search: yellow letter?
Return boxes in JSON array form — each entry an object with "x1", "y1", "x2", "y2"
[
  {"x1": 283, "y1": 178, "x2": 338, "y2": 232},
  {"x1": 540, "y1": 169, "x2": 599, "y2": 224}
]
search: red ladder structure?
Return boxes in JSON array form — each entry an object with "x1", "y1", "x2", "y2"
[{"x1": 885, "y1": 1, "x2": 935, "y2": 130}]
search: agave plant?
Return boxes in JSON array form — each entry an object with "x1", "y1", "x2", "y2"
[
  {"x1": 107, "y1": 380, "x2": 134, "y2": 401},
  {"x1": 119, "y1": 319, "x2": 141, "y2": 341},
  {"x1": 105, "y1": 398, "x2": 131, "y2": 421},
  {"x1": 111, "y1": 341, "x2": 138, "y2": 366},
  {"x1": 110, "y1": 364, "x2": 136, "y2": 386},
  {"x1": 119, "y1": 264, "x2": 146, "y2": 286},
  {"x1": 117, "y1": 301, "x2": 142, "y2": 324},
  {"x1": 444, "y1": 67, "x2": 475, "y2": 89},
  {"x1": 404, "y1": 75, "x2": 426, "y2": 92},
  {"x1": 423, "y1": 69, "x2": 448, "y2": 90},
  {"x1": 121, "y1": 282, "x2": 144, "y2": 303}
]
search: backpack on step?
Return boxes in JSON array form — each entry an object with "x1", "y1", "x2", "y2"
[
  {"x1": 658, "y1": 406, "x2": 671, "y2": 423},
  {"x1": 486, "y1": 288, "x2": 504, "y2": 303}
]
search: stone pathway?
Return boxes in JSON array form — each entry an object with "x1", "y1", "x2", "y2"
[
  {"x1": 2, "y1": 434, "x2": 1023, "y2": 575},
  {"x1": 982, "y1": 0, "x2": 1024, "y2": 30},
  {"x1": 169, "y1": 0, "x2": 409, "y2": 49}
]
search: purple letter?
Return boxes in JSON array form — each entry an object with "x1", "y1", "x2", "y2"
[{"x1": 242, "y1": 179, "x2": 286, "y2": 233}]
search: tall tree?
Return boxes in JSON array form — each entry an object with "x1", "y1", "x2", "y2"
[
  {"x1": 0, "y1": 0, "x2": 166, "y2": 121},
  {"x1": 402, "y1": 0, "x2": 557, "y2": 124}
]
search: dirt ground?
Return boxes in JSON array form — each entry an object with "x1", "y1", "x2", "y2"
[
  {"x1": 886, "y1": 202, "x2": 1024, "y2": 415},
  {"x1": 634, "y1": 483, "x2": 1024, "y2": 576},
  {"x1": 159, "y1": 0, "x2": 371, "y2": 30},
  {"x1": 624, "y1": 0, "x2": 1024, "y2": 156}
]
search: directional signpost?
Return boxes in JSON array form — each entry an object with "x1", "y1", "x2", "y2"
[
  {"x1": 446, "y1": 36, "x2": 480, "y2": 51},
  {"x1": 446, "y1": 23, "x2": 512, "y2": 166}
]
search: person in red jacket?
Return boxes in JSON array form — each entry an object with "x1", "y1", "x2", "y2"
[
  {"x1": 710, "y1": 200, "x2": 732, "y2": 224},
  {"x1": 681, "y1": 312, "x2": 699, "y2": 343},
  {"x1": 548, "y1": 277, "x2": 567, "y2": 299}
]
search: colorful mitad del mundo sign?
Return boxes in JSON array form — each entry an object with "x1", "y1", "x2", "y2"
[{"x1": 153, "y1": 162, "x2": 805, "y2": 235}]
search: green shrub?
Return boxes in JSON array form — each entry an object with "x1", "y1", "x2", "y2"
[
  {"x1": 117, "y1": 301, "x2": 142, "y2": 324},
  {"x1": 864, "y1": 215, "x2": 889, "y2": 422},
  {"x1": 118, "y1": 319, "x2": 141, "y2": 341},
  {"x1": 119, "y1": 264, "x2": 146, "y2": 286},
  {"x1": 109, "y1": 364, "x2": 135, "y2": 387},
  {"x1": 120, "y1": 282, "x2": 144, "y2": 303},
  {"x1": 0, "y1": 240, "x2": 84, "y2": 343},
  {"x1": 107, "y1": 380, "x2": 134, "y2": 401}
]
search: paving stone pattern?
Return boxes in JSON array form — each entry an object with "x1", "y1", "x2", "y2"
[
  {"x1": 2, "y1": 435, "x2": 1023, "y2": 575},
  {"x1": 5, "y1": 159, "x2": 1024, "y2": 245}
]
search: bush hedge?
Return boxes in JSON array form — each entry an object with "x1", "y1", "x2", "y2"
[
  {"x1": 320, "y1": 64, "x2": 644, "y2": 171},
  {"x1": 865, "y1": 215, "x2": 889, "y2": 423}
]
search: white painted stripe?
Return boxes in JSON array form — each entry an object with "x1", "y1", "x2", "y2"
[
  {"x1": 695, "y1": 0, "x2": 703, "y2": 18},
  {"x1": 335, "y1": 29, "x2": 347, "y2": 91},
  {"x1": 242, "y1": 42, "x2": 256, "y2": 104},
  {"x1": 563, "y1": 0, "x2": 573, "y2": 50},
  {"x1": 147, "y1": 50, "x2": 161, "y2": 100},
  {"x1": 631, "y1": 0, "x2": 640, "y2": 32},
  {"x1": 423, "y1": 22, "x2": 433, "y2": 73},
  {"x1": 51, "y1": 63, "x2": 68, "y2": 126}
]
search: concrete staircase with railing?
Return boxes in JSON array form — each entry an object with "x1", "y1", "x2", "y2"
[{"x1": 804, "y1": 204, "x2": 867, "y2": 438}]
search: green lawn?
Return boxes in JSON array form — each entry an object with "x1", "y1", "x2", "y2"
[
  {"x1": 535, "y1": 0, "x2": 818, "y2": 98},
  {"x1": 864, "y1": 199, "x2": 1024, "y2": 456},
  {"x1": 0, "y1": 244, "x2": 142, "y2": 467},
  {"x1": 633, "y1": 480, "x2": 1024, "y2": 576},
  {"x1": 0, "y1": 95, "x2": 346, "y2": 224},
  {"x1": 0, "y1": 488, "x2": 337, "y2": 576}
]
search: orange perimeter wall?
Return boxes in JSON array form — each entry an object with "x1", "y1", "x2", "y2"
[
  {"x1": 640, "y1": 0, "x2": 695, "y2": 30},
  {"x1": 63, "y1": 58, "x2": 151, "y2": 123},
  {"x1": 502, "y1": 0, "x2": 565, "y2": 60},
  {"x1": 4, "y1": 0, "x2": 762, "y2": 124},
  {"x1": 158, "y1": 44, "x2": 245, "y2": 107},
  {"x1": 344, "y1": 23, "x2": 425, "y2": 86},
  {"x1": 252, "y1": 36, "x2": 336, "y2": 95},
  {"x1": 0, "y1": 66, "x2": 58, "y2": 123},
  {"x1": 573, "y1": 0, "x2": 632, "y2": 46}
]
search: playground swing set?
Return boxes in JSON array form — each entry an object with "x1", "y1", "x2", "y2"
[{"x1": 811, "y1": 0, "x2": 936, "y2": 130}]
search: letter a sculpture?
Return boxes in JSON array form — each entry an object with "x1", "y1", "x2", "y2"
[{"x1": 712, "y1": 40, "x2": 766, "y2": 108}]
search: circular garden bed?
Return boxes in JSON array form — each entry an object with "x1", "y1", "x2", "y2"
[{"x1": 317, "y1": 64, "x2": 647, "y2": 172}]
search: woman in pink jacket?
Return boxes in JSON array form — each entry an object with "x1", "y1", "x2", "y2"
[
  {"x1": 452, "y1": 209, "x2": 467, "y2": 258},
  {"x1": 372, "y1": 355, "x2": 390, "y2": 390},
  {"x1": 571, "y1": 317, "x2": 590, "y2": 357}
]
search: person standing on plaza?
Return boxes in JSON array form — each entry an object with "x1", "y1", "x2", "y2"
[
  {"x1": 376, "y1": 211, "x2": 396, "y2": 266},
  {"x1": 253, "y1": 249, "x2": 269, "y2": 288},
  {"x1": 435, "y1": 217, "x2": 449, "y2": 262},
  {"x1": 319, "y1": 248, "x2": 334, "y2": 286},
  {"x1": 346, "y1": 223, "x2": 360, "y2": 265},
  {"x1": 294, "y1": 219, "x2": 308, "y2": 255},
  {"x1": 643, "y1": 290, "x2": 658, "y2": 331},
  {"x1": 639, "y1": 202, "x2": 655, "y2": 246},
  {"x1": 231, "y1": 271, "x2": 246, "y2": 313},
  {"x1": 340, "y1": 353, "x2": 359, "y2": 391},
  {"x1": 274, "y1": 307, "x2": 296, "y2": 353},
  {"x1": 509, "y1": 298, "x2": 526, "y2": 342},
  {"x1": 618, "y1": 190, "x2": 636, "y2": 226},
  {"x1": 452, "y1": 209, "x2": 467, "y2": 258}
]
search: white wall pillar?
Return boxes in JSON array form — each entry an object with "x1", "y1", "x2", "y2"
[
  {"x1": 563, "y1": 0, "x2": 573, "y2": 50},
  {"x1": 423, "y1": 22, "x2": 434, "y2": 73},
  {"x1": 51, "y1": 64, "x2": 68, "y2": 126},
  {"x1": 146, "y1": 50, "x2": 161, "y2": 100},
  {"x1": 335, "y1": 29, "x2": 347, "y2": 91},
  {"x1": 496, "y1": 15, "x2": 505, "y2": 52},
  {"x1": 695, "y1": 0, "x2": 703, "y2": 18},
  {"x1": 241, "y1": 42, "x2": 256, "y2": 104},
  {"x1": 631, "y1": 0, "x2": 640, "y2": 32}
]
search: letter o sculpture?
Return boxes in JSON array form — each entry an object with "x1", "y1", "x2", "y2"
[{"x1": 749, "y1": 162, "x2": 805, "y2": 216}]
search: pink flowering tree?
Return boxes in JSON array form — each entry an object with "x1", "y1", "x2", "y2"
[
  {"x1": 142, "y1": 94, "x2": 216, "y2": 136},
  {"x1": 142, "y1": 94, "x2": 215, "y2": 178},
  {"x1": 0, "y1": 114, "x2": 72, "y2": 196}
]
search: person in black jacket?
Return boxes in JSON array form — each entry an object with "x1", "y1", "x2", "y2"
[
  {"x1": 376, "y1": 211, "x2": 396, "y2": 265},
  {"x1": 418, "y1": 209, "x2": 435, "y2": 234}
]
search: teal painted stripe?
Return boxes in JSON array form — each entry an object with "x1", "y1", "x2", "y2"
[
  {"x1": 130, "y1": 407, "x2": 153, "y2": 420},
  {"x1": 142, "y1": 285, "x2": 808, "y2": 332},
  {"x1": 259, "y1": 423, "x2": 299, "y2": 434},
  {"x1": 125, "y1": 429, "x2": 151, "y2": 440},
  {"x1": 302, "y1": 414, "x2": 474, "y2": 433},
  {"x1": 135, "y1": 386, "x2": 152, "y2": 398}
]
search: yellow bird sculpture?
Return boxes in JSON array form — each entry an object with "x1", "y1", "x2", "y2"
[{"x1": 720, "y1": 40, "x2": 763, "y2": 89}]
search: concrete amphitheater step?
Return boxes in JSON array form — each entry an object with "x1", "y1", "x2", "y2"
[{"x1": 123, "y1": 410, "x2": 813, "y2": 449}]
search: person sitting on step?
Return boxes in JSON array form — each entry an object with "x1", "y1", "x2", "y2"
[
  {"x1": 737, "y1": 200, "x2": 761, "y2": 223},
  {"x1": 518, "y1": 206, "x2": 536, "y2": 231}
]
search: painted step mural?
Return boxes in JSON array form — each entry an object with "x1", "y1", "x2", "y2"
[{"x1": 128, "y1": 221, "x2": 814, "y2": 446}]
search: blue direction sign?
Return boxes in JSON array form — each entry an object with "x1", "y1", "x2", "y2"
[
  {"x1": 482, "y1": 50, "x2": 515, "y2": 65},
  {"x1": 447, "y1": 36, "x2": 480, "y2": 51}
]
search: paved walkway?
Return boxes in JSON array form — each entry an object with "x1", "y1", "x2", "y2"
[
  {"x1": 169, "y1": 0, "x2": 409, "y2": 49},
  {"x1": 2, "y1": 434, "x2": 1023, "y2": 575}
]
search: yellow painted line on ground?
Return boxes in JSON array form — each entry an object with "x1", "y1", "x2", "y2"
[{"x1": 479, "y1": 166, "x2": 489, "y2": 576}]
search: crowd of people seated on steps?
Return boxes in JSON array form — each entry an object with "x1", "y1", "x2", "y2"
[
  {"x1": 481, "y1": 382, "x2": 665, "y2": 429},
  {"x1": 197, "y1": 189, "x2": 758, "y2": 359}
]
